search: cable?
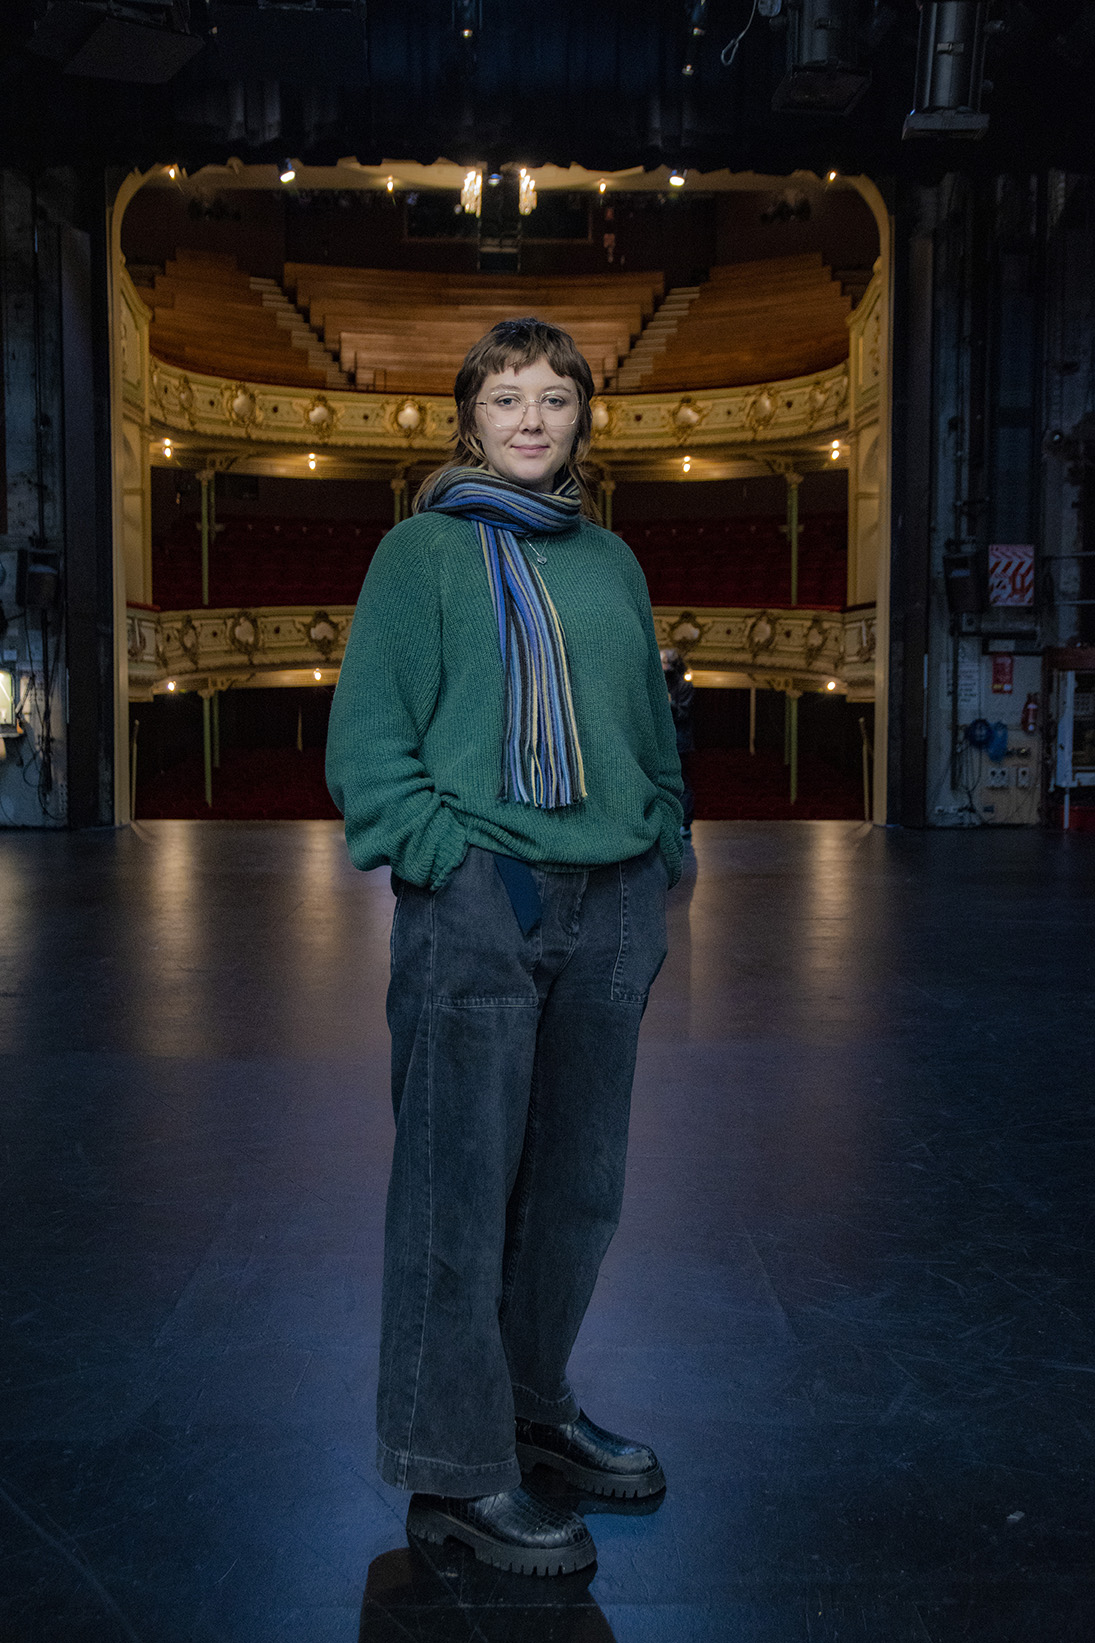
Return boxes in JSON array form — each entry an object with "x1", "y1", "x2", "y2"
[{"x1": 721, "y1": 0, "x2": 759, "y2": 68}]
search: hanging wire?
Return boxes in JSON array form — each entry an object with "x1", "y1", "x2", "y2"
[{"x1": 721, "y1": 0, "x2": 759, "y2": 68}]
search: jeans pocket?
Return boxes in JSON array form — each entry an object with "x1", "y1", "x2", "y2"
[{"x1": 610, "y1": 846, "x2": 669, "y2": 1003}]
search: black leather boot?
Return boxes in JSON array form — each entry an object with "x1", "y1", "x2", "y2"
[
  {"x1": 515, "y1": 1410, "x2": 666, "y2": 1499},
  {"x1": 406, "y1": 1484, "x2": 596, "y2": 1576}
]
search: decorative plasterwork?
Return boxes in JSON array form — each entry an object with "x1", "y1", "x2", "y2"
[
  {"x1": 146, "y1": 357, "x2": 849, "y2": 456},
  {"x1": 127, "y1": 601, "x2": 877, "y2": 700}
]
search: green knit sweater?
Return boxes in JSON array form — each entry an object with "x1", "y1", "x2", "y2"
[{"x1": 325, "y1": 510, "x2": 684, "y2": 890}]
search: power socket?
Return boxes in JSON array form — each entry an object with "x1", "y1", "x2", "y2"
[
  {"x1": 987, "y1": 766, "x2": 1009, "y2": 789},
  {"x1": 1016, "y1": 766, "x2": 1031, "y2": 789}
]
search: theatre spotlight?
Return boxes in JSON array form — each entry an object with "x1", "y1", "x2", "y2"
[
  {"x1": 903, "y1": 2, "x2": 991, "y2": 139},
  {"x1": 772, "y1": 0, "x2": 871, "y2": 115}
]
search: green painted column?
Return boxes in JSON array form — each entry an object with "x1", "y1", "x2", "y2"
[
  {"x1": 199, "y1": 471, "x2": 213, "y2": 608},
  {"x1": 786, "y1": 473, "x2": 801, "y2": 607},
  {"x1": 789, "y1": 693, "x2": 799, "y2": 805},
  {"x1": 202, "y1": 695, "x2": 213, "y2": 808}
]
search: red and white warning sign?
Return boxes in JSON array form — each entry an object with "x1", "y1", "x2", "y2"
[{"x1": 988, "y1": 544, "x2": 1035, "y2": 608}]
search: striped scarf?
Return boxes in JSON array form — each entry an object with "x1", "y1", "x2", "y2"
[{"x1": 418, "y1": 466, "x2": 587, "y2": 809}]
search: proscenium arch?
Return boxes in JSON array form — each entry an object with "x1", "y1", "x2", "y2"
[{"x1": 106, "y1": 162, "x2": 893, "y2": 824}]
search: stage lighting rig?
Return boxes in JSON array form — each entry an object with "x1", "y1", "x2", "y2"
[
  {"x1": 903, "y1": 2, "x2": 992, "y2": 139},
  {"x1": 771, "y1": 0, "x2": 871, "y2": 115}
]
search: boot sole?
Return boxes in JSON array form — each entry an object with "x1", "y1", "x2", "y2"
[
  {"x1": 515, "y1": 1442, "x2": 667, "y2": 1500},
  {"x1": 406, "y1": 1499, "x2": 596, "y2": 1577}
]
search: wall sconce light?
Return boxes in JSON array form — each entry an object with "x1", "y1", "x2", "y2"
[
  {"x1": 682, "y1": 455, "x2": 692, "y2": 474},
  {"x1": 313, "y1": 669, "x2": 322, "y2": 681},
  {"x1": 827, "y1": 679, "x2": 837, "y2": 691},
  {"x1": 669, "y1": 170, "x2": 686, "y2": 187},
  {"x1": 307, "y1": 453, "x2": 317, "y2": 470},
  {"x1": 279, "y1": 162, "x2": 296, "y2": 183},
  {"x1": 166, "y1": 679, "x2": 177, "y2": 692},
  {"x1": 385, "y1": 175, "x2": 396, "y2": 193},
  {"x1": 162, "y1": 438, "x2": 173, "y2": 458},
  {"x1": 518, "y1": 168, "x2": 537, "y2": 215},
  {"x1": 395, "y1": 400, "x2": 423, "y2": 433},
  {"x1": 461, "y1": 169, "x2": 483, "y2": 216}
]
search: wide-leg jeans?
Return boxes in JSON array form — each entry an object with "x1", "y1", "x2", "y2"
[{"x1": 377, "y1": 843, "x2": 668, "y2": 1496}]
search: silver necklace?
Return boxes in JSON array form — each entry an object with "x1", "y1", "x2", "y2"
[{"x1": 520, "y1": 537, "x2": 548, "y2": 565}]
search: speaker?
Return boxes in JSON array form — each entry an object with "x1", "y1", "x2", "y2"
[
  {"x1": 942, "y1": 552, "x2": 983, "y2": 616},
  {"x1": 29, "y1": 2, "x2": 203, "y2": 83},
  {"x1": 17, "y1": 550, "x2": 62, "y2": 612}
]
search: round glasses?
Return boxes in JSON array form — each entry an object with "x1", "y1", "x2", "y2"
[{"x1": 478, "y1": 390, "x2": 580, "y2": 431}]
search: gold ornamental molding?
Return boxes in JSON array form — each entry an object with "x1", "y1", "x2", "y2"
[
  {"x1": 146, "y1": 357, "x2": 850, "y2": 458},
  {"x1": 127, "y1": 601, "x2": 877, "y2": 702}
]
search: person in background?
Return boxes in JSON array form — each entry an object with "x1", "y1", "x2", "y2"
[
  {"x1": 326, "y1": 318, "x2": 682, "y2": 1577},
  {"x1": 661, "y1": 647, "x2": 695, "y2": 839}
]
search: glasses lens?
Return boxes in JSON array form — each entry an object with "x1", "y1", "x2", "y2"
[{"x1": 484, "y1": 392, "x2": 579, "y2": 430}]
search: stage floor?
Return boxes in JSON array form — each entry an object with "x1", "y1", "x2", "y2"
[{"x1": 2, "y1": 820, "x2": 1093, "y2": 1643}]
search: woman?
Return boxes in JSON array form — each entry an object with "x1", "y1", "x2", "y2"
[{"x1": 326, "y1": 317, "x2": 682, "y2": 1577}]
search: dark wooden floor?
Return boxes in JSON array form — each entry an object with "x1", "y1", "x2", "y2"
[{"x1": 2, "y1": 820, "x2": 1093, "y2": 1642}]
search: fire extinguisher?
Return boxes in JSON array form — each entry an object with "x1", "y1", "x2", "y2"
[{"x1": 1022, "y1": 693, "x2": 1039, "y2": 735}]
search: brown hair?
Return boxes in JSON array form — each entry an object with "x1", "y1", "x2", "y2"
[{"x1": 414, "y1": 317, "x2": 601, "y2": 520}]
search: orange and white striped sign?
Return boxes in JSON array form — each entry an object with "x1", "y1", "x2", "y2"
[{"x1": 988, "y1": 544, "x2": 1034, "y2": 608}]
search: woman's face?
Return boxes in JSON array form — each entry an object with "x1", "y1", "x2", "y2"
[{"x1": 472, "y1": 359, "x2": 580, "y2": 492}]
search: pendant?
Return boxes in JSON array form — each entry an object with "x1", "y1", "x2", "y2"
[{"x1": 523, "y1": 538, "x2": 548, "y2": 565}]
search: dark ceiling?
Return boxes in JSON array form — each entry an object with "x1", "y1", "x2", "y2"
[{"x1": 1, "y1": 2, "x2": 1094, "y2": 186}]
